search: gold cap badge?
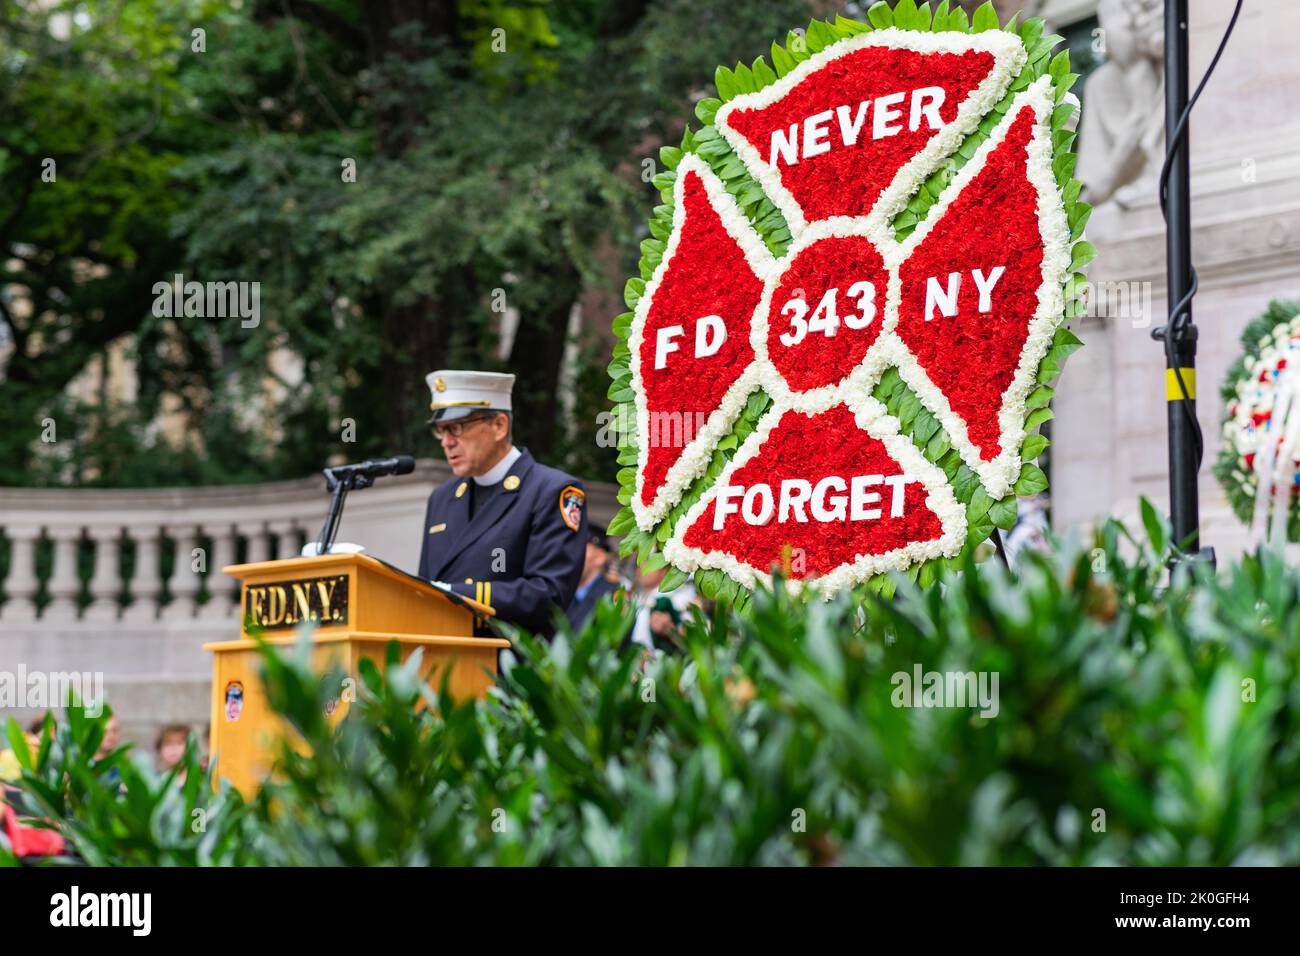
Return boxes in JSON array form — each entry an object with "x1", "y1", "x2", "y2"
[
  {"x1": 503, "y1": 475, "x2": 520, "y2": 491},
  {"x1": 455, "y1": 481, "x2": 467, "y2": 498},
  {"x1": 434, "y1": 377, "x2": 447, "y2": 393}
]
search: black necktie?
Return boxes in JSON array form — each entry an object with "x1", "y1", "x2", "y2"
[{"x1": 470, "y1": 480, "x2": 500, "y2": 519}]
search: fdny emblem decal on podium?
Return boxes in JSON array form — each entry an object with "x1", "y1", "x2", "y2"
[
  {"x1": 244, "y1": 574, "x2": 350, "y2": 631},
  {"x1": 224, "y1": 680, "x2": 245, "y2": 722}
]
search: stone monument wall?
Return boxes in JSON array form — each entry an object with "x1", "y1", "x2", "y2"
[{"x1": 1054, "y1": 0, "x2": 1300, "y2": 558}]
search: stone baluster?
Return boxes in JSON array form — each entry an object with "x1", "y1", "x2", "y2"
[
  {"x1": 85, "y1": 526, "x2": 124, "y2": 621},
  {"x1": 245, "y1": 522, "x2": 271, "y2": 565},
  {"x1": 123, "y1": 525, "x2": 164, "y2": 622},
  {"x1": 202, "y1": 523, "x2": 239, "y2": 617},
  {"x1": 44, "y1": 527, "x2": 83, "y2": 621},
  {"x1": 164, "y1": 525, "x2": 203, "y2": 620},
  {"x1": 0, "y1": 524, "x2": 42, "y2": 621},
  {"x1": 272, "y1": 521, "x2": 302, "y2": 561}
]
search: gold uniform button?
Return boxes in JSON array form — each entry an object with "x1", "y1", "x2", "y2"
[
  {"x1": 465, "y1": 578, "x2": 474, "y2": 585},
  {"x1": 455, "y1": 482, "x2": 467, "y2": 498},
  {"x1": 428, "y1": 523, "x2": 446, "y2": 534},
  {"x1": 503, "y1": 475, "x2": 520, "y2": 491}
]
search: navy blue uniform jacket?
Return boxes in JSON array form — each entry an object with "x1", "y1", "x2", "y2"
[
  {"x1": 565, "y1": 574, "x2": 621, "y2": 633},
  {"x1": 417, "y1": 448, "x2": 587, "y2": 638}
]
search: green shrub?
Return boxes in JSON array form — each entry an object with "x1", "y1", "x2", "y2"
[{"x1": 6, "y1": 514, "x2": 1300, "y2": 865}]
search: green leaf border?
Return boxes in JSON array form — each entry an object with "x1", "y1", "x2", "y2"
[
  {"x1": 1213, "y1": 297, "x2": 1300, "y2": 539},
  {"x1": 605, "y1": 1, "x2": 1090, "y2": 602}
]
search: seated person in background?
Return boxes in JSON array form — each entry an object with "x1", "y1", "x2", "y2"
[
  {"x1": 155, "y1": 724, "x2": 192, "y2": 773},
  {"x1": 622, "y1": 567, "x2": 692, "y2": 660},
  {"x1": 96, "y1": 714, "x2": 123, "y2": 789},
  {"x1": 96, "y1": 714, "x2": 120, "y2": 758},
  {"x1": 565, "y1": 526, "x2": 623, "y2": 633},
  {"x1": 648, "y1": 596, "x2": 685, "y2": 655}
]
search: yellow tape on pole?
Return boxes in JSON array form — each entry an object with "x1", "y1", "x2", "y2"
[{"x1": 1166, "y1": 367, "x2": 1196, "y2": 401}]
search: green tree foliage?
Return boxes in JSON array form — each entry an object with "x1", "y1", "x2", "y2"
[
  {"x1": 0, "y1": 0, "x2": 810, "y2": 486},
  {"x1": 7, "y1": 520, "x2": 1300, "y2": 865}
]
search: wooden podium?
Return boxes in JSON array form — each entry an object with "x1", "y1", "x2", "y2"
[{"x1": 203, "y1": 552, "x2": 508, "y2": 794}]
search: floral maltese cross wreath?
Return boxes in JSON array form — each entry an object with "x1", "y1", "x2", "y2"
[{"x1": 605, "y1": 4, "x2": 1093, "y2": 601}]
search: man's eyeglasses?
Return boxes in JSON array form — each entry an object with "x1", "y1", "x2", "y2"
[{"x1": 432, "y1": 414, "x2": 493, "y2": 441}]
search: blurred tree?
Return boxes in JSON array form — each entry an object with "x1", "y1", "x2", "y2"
[
  {"x1": 0, "y1": 0, "x2": 811, "y2": 485},
  {"x1": 0, "y1": 0, "x2": 209, "y2": 484}
]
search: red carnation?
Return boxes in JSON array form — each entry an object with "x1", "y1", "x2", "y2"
[{"x1": 3, "y1": 801, "x2": 65, "y2": 858}]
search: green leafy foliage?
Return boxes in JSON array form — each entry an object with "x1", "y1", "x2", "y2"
[
  {"x1": 3, "y1": 704, "x2": 247, "y2": 866},
  {"x1": 10, "y1": 521, "x2": 1300, "y2": 865}
]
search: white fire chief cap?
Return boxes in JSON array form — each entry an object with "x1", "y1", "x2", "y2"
[{"x1": 426, "y1": 369, "x2": 515, "y2": 423}]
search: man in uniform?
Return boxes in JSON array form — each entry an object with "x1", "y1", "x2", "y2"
[{"x1": 417, "y1": 369, "x2": 587, "y2": 638}]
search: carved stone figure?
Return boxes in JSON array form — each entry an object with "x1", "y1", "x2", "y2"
[{"x1": 1076, "y1": 0, "x2": 1165, "y2": 207}]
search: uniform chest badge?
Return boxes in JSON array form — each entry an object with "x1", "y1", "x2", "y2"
[
  {"x1": 559, "y1": 485, "x2": 585, "y2": 532},
  {"x1": 455, "y1": 482, "x2": 467, "y2": 498}
]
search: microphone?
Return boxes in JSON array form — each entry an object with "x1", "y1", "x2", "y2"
[
  {"x1": 314, "y1": 455, "x2": 415, "y2": 556},
  {"x1": 327, "y1": 455, "x2": 416, "y2": 480}
]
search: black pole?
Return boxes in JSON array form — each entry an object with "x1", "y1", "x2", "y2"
[{"x1": 1161, "y1": 0, "x2": 1200, "y2": 556}]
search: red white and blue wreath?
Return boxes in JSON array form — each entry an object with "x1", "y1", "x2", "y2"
[{"x1": 604, "y1": 2, "x2": 1093, "y2": 601}]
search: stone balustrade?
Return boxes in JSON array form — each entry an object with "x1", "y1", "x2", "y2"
[
  {"x1": 0, "y1": 460, "x2": 620, "y2": 749},
  {"x1": 0, "y1": 458, "x2": 619, "y2": 622}
]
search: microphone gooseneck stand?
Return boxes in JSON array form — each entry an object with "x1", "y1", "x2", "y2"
[
  {"x1": 314, "y1": 467, "x2": 375, "y2": 557},
  {"x1": 312, "y1": 456, "x2": 417, "y2": 557}
]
